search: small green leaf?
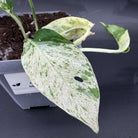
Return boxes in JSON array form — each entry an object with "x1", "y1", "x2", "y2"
[
  {"x1": 81, "y1": 22, "x2": 130, "y2": 54},
  {"x1": 100, "y1": 22, "x2": 130, "y2": 53},
  {"x1": 43, "y1": 17, "x2": 95, "y2": 45},
  {"x1": 100, "y1": 22, "x2": 126, "y2": 41},
  {"x1": 0, "y1": 0, "x2": 13, "y2": 11},
  {"x1": 34, "y1": 28, "x2": 72, "y2": 44},
  {"x1": 21, "y1": 29, "x2": 100, "y2": 133}
]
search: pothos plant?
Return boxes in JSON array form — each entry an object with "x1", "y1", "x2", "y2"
[{"x1": 0, "y1": 0, "x2": 130, "y2": 133}]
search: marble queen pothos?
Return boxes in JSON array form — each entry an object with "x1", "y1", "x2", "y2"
[
  {"x1": 0, "y1": 0, "x2": 130, "y2": 134},
  {"x1": 21, "y1": 17, "x2": 130, "y2": 133}
]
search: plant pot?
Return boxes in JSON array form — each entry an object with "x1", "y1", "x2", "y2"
[
  {"x1": 0, "y1": 11, "x2": 69, "y2": 109},
  {"x1": 0, "y1": 59, "x2": 56, "y2": 109}
]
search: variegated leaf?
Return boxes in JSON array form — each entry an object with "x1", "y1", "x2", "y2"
[
  {"x1": 81, "y1": 23, "x2": 130, "y2": 53},
  {"x1": 43, "y1": 16, "x2": 95, "y2": 45},
  {"x1": 21, "y1": 29, "x2": 100, "y2": 133}
]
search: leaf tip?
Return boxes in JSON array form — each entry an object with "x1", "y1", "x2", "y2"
[
  {"x1": 92, "y1": 123, "x2": 99, "y2": 134},
  {"x1": 100, "y1": 22, "x2": 106, "y2": 27}
]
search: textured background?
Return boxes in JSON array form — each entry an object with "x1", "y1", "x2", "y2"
[{"x1": 0, "y1": 0, "x2": 138, "y2": 137}]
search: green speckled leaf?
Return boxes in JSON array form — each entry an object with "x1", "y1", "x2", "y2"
[
  {"x1": 21, "y1": 29, "x2": 100, "y2": 133},
  {"x1": 43, "y1": 16, "x2": 95, "y2": 45}
]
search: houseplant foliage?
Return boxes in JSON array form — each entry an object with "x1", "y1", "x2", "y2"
[{"x1": 0, "y1": 0, "x2": 130, "y2": 133}]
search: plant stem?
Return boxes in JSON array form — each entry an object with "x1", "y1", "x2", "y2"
[
  {"x1": 9, "y1": 11, "x2": 28, "y2": 39},
  {"x1": 80, "y1": 48, "x2": 119, "y2": 53},
  {"x1": 28, "y1": 0, "x2": 39, "y2": 31}
]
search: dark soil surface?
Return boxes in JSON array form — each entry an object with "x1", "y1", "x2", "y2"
[{"x1": 0, "y1": 12, "x2": 68, "y2": 60}]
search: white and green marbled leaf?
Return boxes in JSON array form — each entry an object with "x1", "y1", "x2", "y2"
[
  {"x1": 43, "y1": 16, "x2": 95, "y2": 46},
  {"x1": 21, "y1": 29, "x2": 100, "y2": 133}
]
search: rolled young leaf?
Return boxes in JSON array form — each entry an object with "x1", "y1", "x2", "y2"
[
  {"x1": 43, "y1": 17, "x2": 95, "y2": 46},
  {"x1": 0, "y1": 0, "x2": 27, "y2": 39},
  {"x1": 21, "y1": 28, "x2": 100, "y2": 133},
  {"x1": 0, "y1": 0, "x2": 13, "y2": 11},
  {"x1": 81, "y1": 22, "x2": 130, "y2": 53}
]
